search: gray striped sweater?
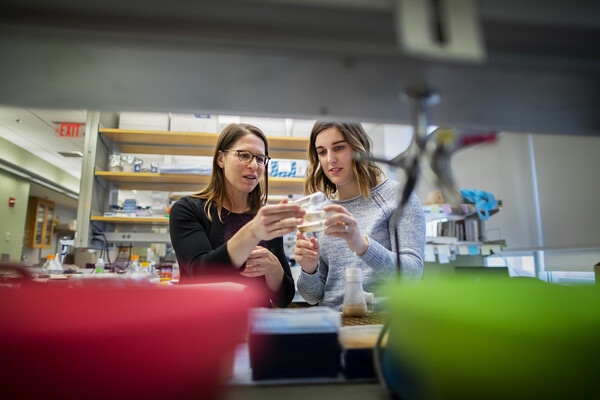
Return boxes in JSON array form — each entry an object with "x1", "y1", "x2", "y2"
[{"x1": 297, "y1": 179, "x2": 425, "y2": 311}]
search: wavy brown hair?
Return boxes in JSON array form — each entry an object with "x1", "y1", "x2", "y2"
[
  {"x1": 192, "y1": 123, "x2": 269, "y2": 221},
  {"x1": 304, "y1": 122, "x2": 383, "y2": 198}
]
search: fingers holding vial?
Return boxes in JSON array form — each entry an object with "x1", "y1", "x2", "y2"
[
  {"x1": 292, "y1": 192, "x2": 334, "y2": 234},
  {"x1": 294, "y1": 232, "x2": 320, "y2": 273}
]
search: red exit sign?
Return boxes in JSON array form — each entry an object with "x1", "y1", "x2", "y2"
[{"x1": 56, "y1": 123, "x2": 85, "y2": 138}]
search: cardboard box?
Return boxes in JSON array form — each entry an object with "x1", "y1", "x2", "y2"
[
  {"x1": 118, "y1": 112, "x2": 170, "y2": 131},
  {"x1": 73, "y1": 249, "x2": 99, "y2": 268},
  {"x1": 169, "y1": 113, "x2": 218, "y2": 133}
]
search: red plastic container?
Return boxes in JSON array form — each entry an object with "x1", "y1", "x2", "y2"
[{"x1": 0, "y1": 277, "x2": 261, "y2": 400}]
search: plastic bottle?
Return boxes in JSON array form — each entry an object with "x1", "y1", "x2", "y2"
[
  {"x1": 41, "y1": 255, "x2": 54, "y2": 276},
  {"x1": 94, "y1": 258, "x2": 106, "y2": 274},
  {"x1": 146, "y1": 248, "x2": 153, "y2": 267},
  {"x1": 140, "y1": 262, "x2": 152, "y2": 277},
  {"x1": 342, "y1": 268, "x2": 368, "y2": 317},
  {"x1": 43, "y1": 254, "x2": 63, "y2": 275},
  {"x1": 147, "y1": 247, "x2": 160, "y2": 269},
  {"x1": 171, "y1": 263, "x2": 180, "y2": 284},
  {"x1": 158, "y1": 265, "x2": 172, "y2": 285},
  {"x1": 127, "y1": 255, "x2": 142, "y2": 276},
  {"x1": 52, "y1": 252, "x2": 63, "y2": 273},
  {"x1": 149, "y1": 263, "x2": 161, "y2": 284}
]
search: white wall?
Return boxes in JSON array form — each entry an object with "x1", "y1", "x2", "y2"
[
  {"x1": 418, "y1": 132, "x2": 541, "y2": 249},
  {"x1": 368, "y1": 124, "x2": 413, "y2": 181},
  {"x1": 414, "y1": 131, "x2": 600, "y2": 272},
  {"x1": 532, "y1": 134, "x2": 600, "y2": 250},
  {"x1": 0, "y1": 169, "x2": 30, "y2": 263}
]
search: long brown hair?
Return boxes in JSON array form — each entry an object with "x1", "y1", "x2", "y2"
[
  {"x1": 304, "y1": 122, "x2": 383, "y2": 198},
  {"x1": 192, "y1": 123, "x2": 269, "y2": 221}
]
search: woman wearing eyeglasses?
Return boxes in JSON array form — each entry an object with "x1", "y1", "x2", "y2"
[{"x1": 169, "y1": 123, "x2": 304, "y2": 307}]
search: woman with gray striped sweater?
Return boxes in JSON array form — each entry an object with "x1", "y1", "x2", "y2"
[{"x1": 294, "y1": 122, "x2": 425, "y2": 311}]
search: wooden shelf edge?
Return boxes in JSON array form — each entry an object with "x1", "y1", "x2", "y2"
[
  {"x1": 96, "y1": 172, "x2": 304, "y2": 191},
  {"x1": 91, "y1": 216, "x2": 169, "y2": 224},
  {"x1": 100, "y1": 128, "x2": 308, "y2": 150}
]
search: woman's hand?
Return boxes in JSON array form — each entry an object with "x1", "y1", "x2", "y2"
[
  {"x1": 241, "y1": 246, "x2": 284, "y2": 291},
  {"x1": 294, "y1": 232, "x2": 320, "y2": 274},
  {"x1": 322, "y1": 204, "x2": 369, "y2": 256},
  {"x1": 249, "y1": 200, "x2": 304, "y2": 241}
]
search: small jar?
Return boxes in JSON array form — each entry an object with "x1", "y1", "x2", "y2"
[
  {"x1": 342, "y1": 267, "x2": 368, "y2": 317},
  {"x1": 122, "y1": 155, "x2": 135, "y2": 172},
  {"x1": 109, "y1": 153, "x2": 123, "y2": 172},
  {"x1": 134, "y1": 158, "x2": 143, "y2": 172}
]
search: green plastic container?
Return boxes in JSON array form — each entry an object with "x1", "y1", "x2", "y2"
[{"x1": 384, "y1": 277, "x2": 600, "y2": 400}]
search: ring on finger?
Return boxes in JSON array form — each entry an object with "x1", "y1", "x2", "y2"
[{"x1": 344, "y1": 224, "x2": 349, "y2": 232}]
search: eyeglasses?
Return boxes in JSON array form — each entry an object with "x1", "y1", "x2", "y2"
[{"x1": 222, "y1": 150, "x2": 271, "y2": 166}]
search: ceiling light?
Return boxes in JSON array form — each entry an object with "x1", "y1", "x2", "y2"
[{"x1": 58, "y1": 151, "x2": 83, "y2": 158}]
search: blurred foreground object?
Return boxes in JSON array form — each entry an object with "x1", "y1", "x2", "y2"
[
  {"x1": 383, "y1": 277, "x2": 600, "y2": 400},
  {"x1": 360, "y1": 89, "x2": 498, "y2": 228},
  {"x1": 0, "y1": 271, "x2": 261, "y2": 400}
]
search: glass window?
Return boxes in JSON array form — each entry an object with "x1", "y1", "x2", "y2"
[
  {"x1": 549, "y1": 271, "x2": 595, "y2": 285},
  {"x1": 35, "y1": 204, "x2": 45, "y2": 245},
  {"x1": 486, "y1": 253, "x2": 535, "y2": 277},
  {"x1": 45, "y1": 206, "x2": 54, "y2": 245}
]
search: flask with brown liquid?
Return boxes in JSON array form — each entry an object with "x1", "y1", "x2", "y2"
[{"x1": 342, "y1": 267, "x2": 367, "y2": 317}]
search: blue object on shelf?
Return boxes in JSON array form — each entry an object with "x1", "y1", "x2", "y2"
[
  {"x1": 460, "y1": 188, "x2": 498, "y2": 220},
  {"x1": 123, "y1": 199, "x2": 137, "y2": 213}
]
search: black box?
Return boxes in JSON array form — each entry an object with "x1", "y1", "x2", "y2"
[
  {"x1": 248, "y1": 307, "x2": 341, "y2": 380},
  {"x1": 339, "y1": 325, "x2": 384, "y2": 380},
  {"x1": 249, "y1": 332, "x2": 340, "y2": 380},
  {"x1": 342, "y1": 347, "x2": 376, "y2": 379}
]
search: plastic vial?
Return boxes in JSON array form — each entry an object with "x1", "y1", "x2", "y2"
[
  {"x1": 342, "y1": 268, "x2": 368, "y2": 317},
  {"x1": 293, "y1": 192, "x2": 333, "y2": 233},
  {"x1": 94, "y1": 258, "x2": 106, "y2": 274},
  {"x1": 298, "y1": 220, "x2": 327, "y2": 234},
  {"x1": 291, "y1": 192, "x2": 327, "y2": 210},
  {"x1": 303, "y1": 209, "x2": 335, "y2": 222}
]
